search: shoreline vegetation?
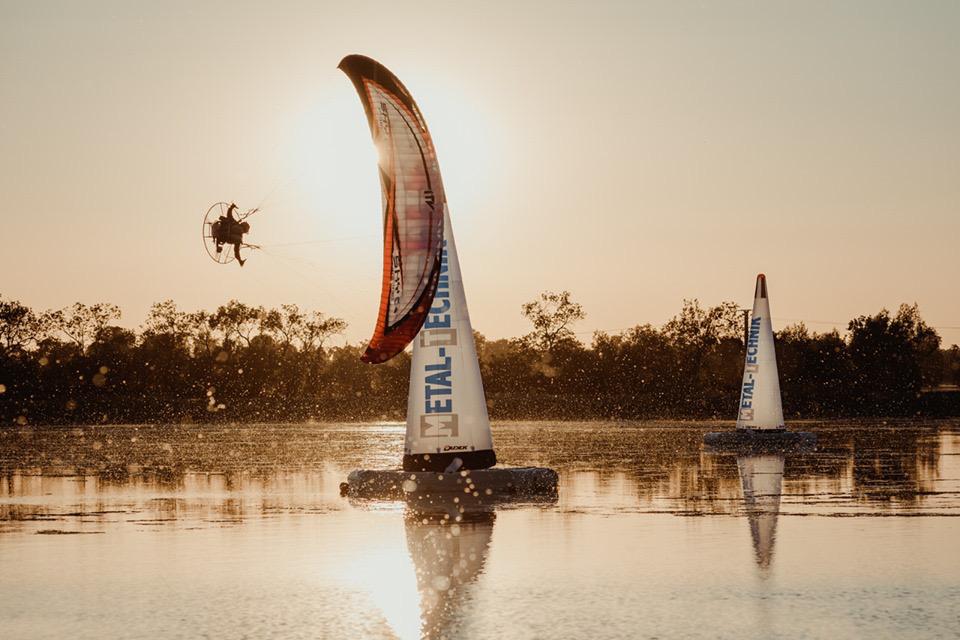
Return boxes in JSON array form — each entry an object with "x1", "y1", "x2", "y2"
[{"x1": 1, "y1": 292, "x2": 958, "y2": 426}]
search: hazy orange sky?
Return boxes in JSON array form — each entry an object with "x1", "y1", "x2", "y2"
[{"x1": 2, "y1": 1, "x2": 958, "y2": 346}]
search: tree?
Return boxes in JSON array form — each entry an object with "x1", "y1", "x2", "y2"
[
  {"x1": 87, "y1": 326, "x2": 137, "y2": 368},
  {"x1": 661, "y1": 300, "x2": 742, "y2": 414},
  {"x1": 258, "y1": 304, "x2": 345, "y2": 352},
  {"x1": 46, "y1": 302, "x2": 121, "y2": 353},
  {"x1": 188, "y1": 310, "x2": 216, "y2": 357},
  {"x1": 210, "y1": 300, "x2": 264, "y2": 347},
  {"x1": 521, "y1": 290, "x2": 585, "y2": 352},
  {"x1": 260, "y1": 304, "x2": 305, "y2": 351},
  {"x1": 141, "y1": 300, "x2": 194, "y2": 349},
  {"x1": 663, "y1": 299, "x2": 742, "y2": 349},
  {"x1": 299, "y1": 310, "x2": 347, "y2": 351},
  {"x1": 943, "y1": 345, "x2": 960, "y2": 387},
  {"x1": 591, "y1": 325, "x2": 680, "y2": 417},
  {"x1": 0, "y1": 296, "x2": 38, "y2": 353},
  {"x1": 775, "y1": 323, "x2": 850, "y2": 417},
  {"x1": 897, "y1": 304, "x2": 943, "y2": 388},
  {"x1": 847, "y1": 304, "x2": 940, "y2": 416},
  {"x1": 3, "y1": 291, "x2": 960, "y2": 424}
]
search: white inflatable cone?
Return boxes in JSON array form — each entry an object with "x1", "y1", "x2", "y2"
[
  {"x1": 736, "y1": 274, "x2": 785, "y2": 431},
  {"x1": 403, "y1": 208, "x2": 496, "y2": 472},
  {"x1": 737, "y1": 454, "x2": 785, "y2": 569}
]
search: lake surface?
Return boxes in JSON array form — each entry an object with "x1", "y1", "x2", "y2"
[{"x1": 1, "y1": 421, "x2": 959, "y2": 639}]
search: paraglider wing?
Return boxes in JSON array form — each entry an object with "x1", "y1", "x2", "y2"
[{"x1": 339, "y1": 55, "x2": 446, "y2": 363}]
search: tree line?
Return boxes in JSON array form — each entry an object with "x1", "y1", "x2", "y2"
[{"x1": 0, "y1": 292, "x2": 957, "y2": 425}]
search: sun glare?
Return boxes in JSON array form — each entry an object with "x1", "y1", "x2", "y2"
[
  {"x1": 399, "y1": 77, "x2": 500, "y2": 219},
  {"x1": 343, "y1": 524, "x2": 421, "y2": 640},
  {"x1": 284, "y1": 87, "x2": 381, "y2": 238}
]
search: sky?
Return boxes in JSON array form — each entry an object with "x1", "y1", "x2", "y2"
[{"x1": 1, "y1": 0, "x2": 958, "y2": 346}]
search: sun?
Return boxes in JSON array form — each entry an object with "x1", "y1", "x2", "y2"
[{"x1": 411, "y1": 80, "x2": 500, "y2": 218}]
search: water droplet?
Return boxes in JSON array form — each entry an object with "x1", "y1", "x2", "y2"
[{"x1": 431, "y1": 575, "x2": 451, "y2": 592}]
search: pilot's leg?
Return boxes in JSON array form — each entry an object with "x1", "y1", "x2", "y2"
[{"x1": 234, "y1": 243, "x2": 245, "y2": 266}]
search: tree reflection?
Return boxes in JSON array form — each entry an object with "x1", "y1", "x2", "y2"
[{"x1": 0, "y1": 423, "x2": 953, "y2": 534}]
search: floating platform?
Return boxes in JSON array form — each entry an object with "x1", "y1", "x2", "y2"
[
  {"x1": 343, "y1": 466, "x2": 558, "y2": 501},
  {"x1": 703, "y1": 429, "x2": 816, "y2": 452}
]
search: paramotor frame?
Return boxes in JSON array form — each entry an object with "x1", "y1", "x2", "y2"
[{"x1": 202, "y1": 202, "x2": 260, "y2": 265}]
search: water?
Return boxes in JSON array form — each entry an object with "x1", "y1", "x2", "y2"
[{"x1": 1, "y1": 421, "x2": 959, "y2": 639}]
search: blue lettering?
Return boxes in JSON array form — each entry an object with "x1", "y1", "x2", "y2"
[
  {"x1": 422, "y1": 240, "x2": 455, "y2": 415},
  {"x1": 746, "y1": 317, "x2": 761, "y2": 349},
  {"x1": 424, "y1": 384, "x2": 452, "y2": 413},
  {"x1": 425, "y1": 244, "x2": 452, "y2": 328},
  {"x1": 425, "y1": 298, "x2": 451, "y2": 329},
  {"x1": 426, "y1": 370, "x2": 452, "y2": 387},
  {"x1": 740, "y1": 377, "x2": 755, "y2": 409},
  {"x1": 425, "y1": 385, "x2": 451, "y2": 398},
  {"x1": 424, "y1": 316, "x2": 450, "y2": 329},
  {"x1": 429, "y1": 298, "x2": 451, "y2": 314},
  {"x1": 426, "y1": 356, "x2": 452, "y2": 372},
  {"x1": 426, "y1": 398, "x2": 453, "y2": 413}
]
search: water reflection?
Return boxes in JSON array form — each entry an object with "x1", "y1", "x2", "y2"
[
  {"x1": 0, "y1": 467, "x2": 347, "y2": 534},
  {"x1": 736, "y1": 454, "x2": 785, "y2": 570},
  {"x1": 1, "y1": 422, "x2": 958, "y2": 529},
  {"x1": 405, "y1": 503, "x2": 495, "y2": 639},
  {"x1": 1, "y1": 422, "x2": 959, "y2": 639}
]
